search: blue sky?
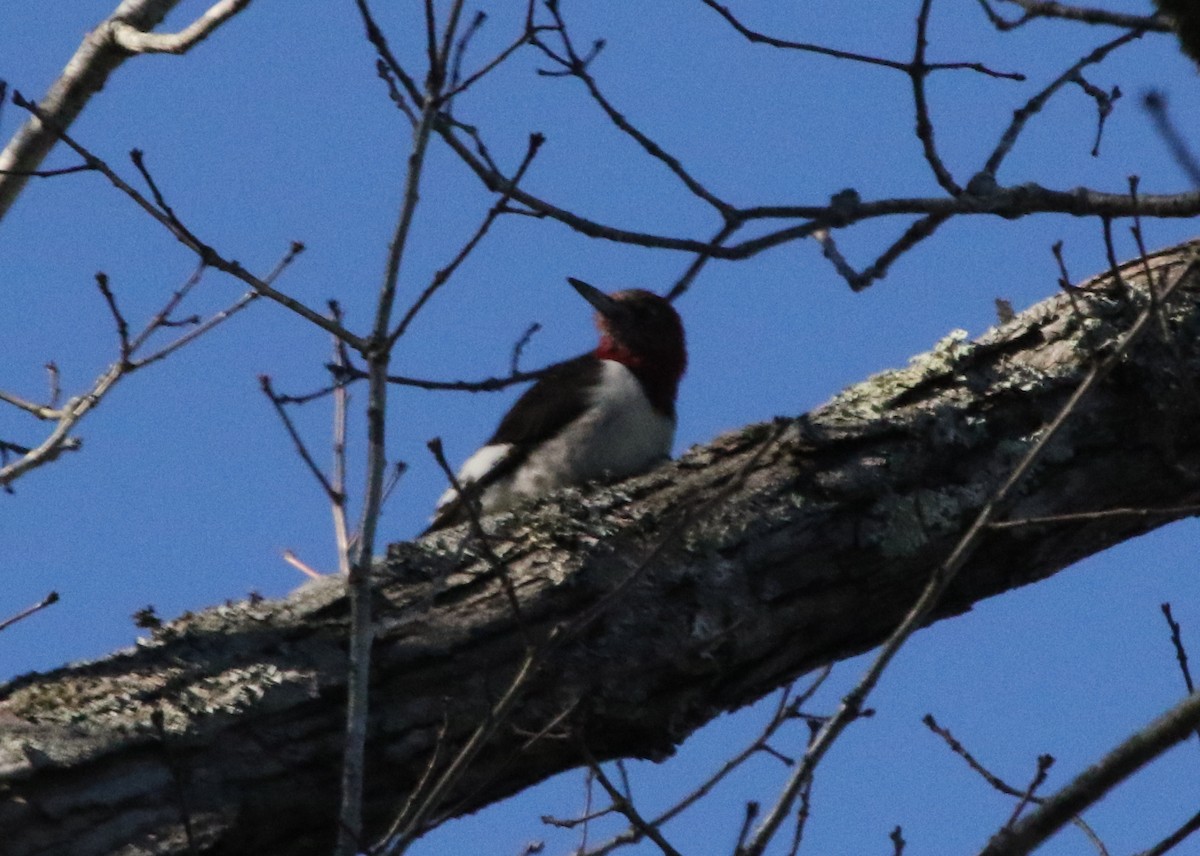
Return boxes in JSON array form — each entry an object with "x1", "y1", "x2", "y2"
[{"x1": 3, "y1": 1, "x2": 1200, "y2": 854}]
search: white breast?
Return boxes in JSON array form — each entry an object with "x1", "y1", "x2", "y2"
[{"x1": 435, "y1": 360, "x2": 675, "y2": 518}]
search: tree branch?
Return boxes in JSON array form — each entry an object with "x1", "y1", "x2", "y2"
[
  {"x1": 0, "y1": 0, "x2": 250, "y2": 221},
  {"x1": 3, "y1": 240, "x2": 1200, "y2": 855},
  {"x1": 107, "y1": 0, "x2": 252, "y2": 55}
]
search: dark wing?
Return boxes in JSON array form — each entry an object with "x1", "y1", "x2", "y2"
[
  {"x1": 489, "y1": 354, "x2": 600, "y2": 445},
  {"x1": 424, "y1": 354, "x2": 601, "y2": 533}
]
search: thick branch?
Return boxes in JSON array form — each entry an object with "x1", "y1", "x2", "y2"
[{"x1": 3, "y1": 240, "x2": 1200, "y2": 856}]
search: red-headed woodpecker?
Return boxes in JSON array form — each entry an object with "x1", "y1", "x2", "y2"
[{"x1": 427, "y1": 278, "x2": 686, "y2": 532}]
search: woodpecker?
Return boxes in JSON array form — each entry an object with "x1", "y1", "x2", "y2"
[{"x1": 427, "y1": 278, "x2": 686, "y2": 532}]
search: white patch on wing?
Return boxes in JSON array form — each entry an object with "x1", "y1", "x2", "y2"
[{"x1": 434, "y1": 442, "x2": 513, "y2": 513}]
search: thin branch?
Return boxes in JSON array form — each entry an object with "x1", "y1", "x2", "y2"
[
  {"x1": 535, "y1": 3, "x2": 735, "y2": 218},
  {"x1": 339, "y1": 8, "x2": 462, "y2": 848},
  {"x1": 438, "y1": 114, "x2": 1200, "y2": 262},
  {"x1": 911, "y1": 0, "x2": 963, "y2": 195},
  {"x1": 1132, "y1": 809, "x2": 1200, "y2": 856},
  {"x1": 282, "y1": 550, "x2": 324, "y2": 580},
  {"x1": 444, "y1": 11, "x2": 545, "y2": 101},
  {"x1": 579, "y1": 670, "x2": 831, "y2": 856},
  {"x1": 44, "y1": 362, "x2": 61, "y2": 409},
  {"x1": 0, "y1": 0, "x2": 184, "y2": 221},
  {"x1": 665, "y1": 221, "x2": 741, "y2": 301},
  {"x1": 1004, "y1": 754, "x2": 1055, "y2": 828},
  {"x1": 784, "y1": 779, "x2": 813, "y2": 856},
  {"x1": 814, "y1": 213, "x2": 950, "y2": 291},
  {"x1": 132, "y1": 241, "x2": 301, "y2": 369},
  {"x1": 923, "y1": 715, "x2": 1110, "y2": 855},
  {"x1": 8, "y1": 92, "x2": 358, "y2": 349},
  {"x1": 979, "y1": 0, "x2": 1172, "y2": 32},
  {"x1": 372, "y1": 650, "x2": 541, "y2": 855},
  {"x1": 333, "y1": 361, "x2": 549, "y2": 393},
  {"x1": 388, "y1": 132, "x2": 545, "y2": 348},
  {"x1": 0, "y1": 162, "x2": 95, "y2": 178},
  {"x1": 129, "y1": 262, "x2": 208, "y2": 354},
  {"x1": 700, "y1": 0, "x2": 1026, "y2": 79},
  {"x1": 354, "y1": 0, "x2": 423, "y2": 106},
  {"x1": 92, "y1": 272, "x2": 131, "y2": 364},
  {"x1": 977, "y1": 690, "x2": 1200, "y2": 856},
  {"x1": 509, "y1": 323, "x2": 542, "y2": 375},
  {"x1": 259, "y1": 376, "x2": 340, "y2": 502},
  {"x1": 582, "y1": 750, "x2": 684, "y2": 856},
  {"x1": 426, "y1": 438, "x2": 528, "y2": 634},
  {"x1": 1069, "y1": 73, "x2": 1119, "y2": 158},
  {"x1": 0, "y1": 388, "x2": 62, "y2": 421},
  {"x1": 1161, "y1": 604, "x2": 1196, "y2": 695},
  {"x1": 733, "y1": 803, "x2": 759, "y2": 855},
  {"x1": 983, "y1": 27, "x2": 1144, "y2": 177},
  {"x1": 990, "y1": 504, "x2": 1200, "y2": 528},
  {"x1": 330, "y1": 302, "x2": 353, "y2": 578},
  {"x1": 0, "y1": 591, "x2": 60, "y2": 634}
]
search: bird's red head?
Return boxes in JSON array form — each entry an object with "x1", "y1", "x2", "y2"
[{"x1": 568, "y1": 278, "x2": 687, "y2": 414}]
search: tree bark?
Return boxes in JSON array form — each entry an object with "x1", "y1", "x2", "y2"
[{"x1": 2, "y1": 239, "x2": 1199, "y2": 856}]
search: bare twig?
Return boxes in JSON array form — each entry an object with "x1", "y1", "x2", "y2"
[
  {"x1": 1131, "y1": 808, "x2": 1200, "y2": 856},
  {"x1": 534, "y1": 3, "x2": 734, "y2": 218},
  {"x1": 9, "y1": 93, "x2": 356, "y2": 349},
  {"x1": 444, "y1": 6, "x2": 544, "y2": 100},
  {"x1": 93, "y1": 272, "x2": 131, "y2": 364},
  {"x1": 983, "y1": 28, "x2": 1143, "y2": 176},
  {"x1": 923, "y1": 714, "x2": 1108, "y2": 854},
  {"x1": 911, "y1": 0, "x2": 962, "y2": 195},
  {"x1": 579, "y1": 670, "x2": 831, "y2": 856},
  {"x1": 373, "y1": 650, "x2": 541, "y2": 855},
  {"x1": 426, "y1": 437, "x2": 528, "y2": 634},
  {"x1": 701, "y1": 0, "x2": 1025, "y2": 79},
  {"x1": 1069, "y1": 73, "x2": 1119, "y2": 157},
  {"x1": 1160, "y1": 604, "x2": 1196, "y2": 695},
  {"x1": 786, "y1": 780, "x2": 813, "y2": 856},
  {"x1": 282, "y1": 549, "x2": 324, "y2": 580},
  {"x1": 388, "y1": 132, "x2": 545, "y2": 348},
  {"x1": 990, "y1": 504, "x2": 1200, "y2": 528},
  {"x1": 0, "y1": 0, "x2": 239, "y2": 220},
  {"x1": 582, "y1": 749, "x2": 684, "y2": 856},
  {"x1": 977, "y1": 690, "x2": 1200, "y2": 856},
  {"x1": 1004, "y1": 754, "x2": 1055, "y2": 828},
  {"x1": 0, "y1": 591, "x2": 60, "y2": 634},
  {"x1": 259, "y1": 375, "x2": 340, "y2": 502},
  {"x1": 44, "y1": 362, "x2": 61, "y2": 409},
  {"x1": 510, "y1": 323, "x2": 542, "y2": 375},
  {"x1": 733, "y1": 803, "x2": 759, "y2": 855},
  {"x1": 0, "y1": 162, "x2": 94, "y2": 178}
]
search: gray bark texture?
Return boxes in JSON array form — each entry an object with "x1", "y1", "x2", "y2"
[{"x1": 3, "y1": 239, "x2": 1200, "y2": 855}]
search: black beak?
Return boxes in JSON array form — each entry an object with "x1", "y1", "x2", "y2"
[{"x1": 568, "y1": 277, "x2": 625, "y2": 321}]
